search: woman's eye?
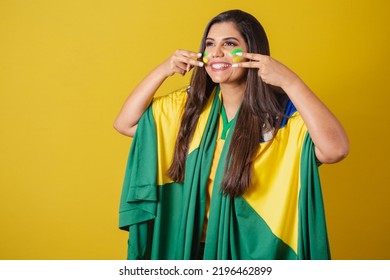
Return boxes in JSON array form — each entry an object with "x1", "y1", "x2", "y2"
[
  {"x1": 225, "y1": 41, "x2": 237, "y2": 47},
  {"x1": 205, "y1": 41, "x2": 215, "y2": 47}
]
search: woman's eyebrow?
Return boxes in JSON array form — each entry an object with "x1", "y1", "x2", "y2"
[
  {"x1": 223, "y1": 37, "x2": 240, "y2": 41},
  {"x1": 206, "y1": 37, "x2": 240, "y2": 41}
]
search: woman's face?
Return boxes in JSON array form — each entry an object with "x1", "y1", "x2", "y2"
[{"x1": 203, "y1": 22, "x2": 248, "y2": 86}]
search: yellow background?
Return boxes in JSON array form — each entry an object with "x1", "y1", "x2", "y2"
[{"x1": 1, "y1": 0, "x2": 389, "y2": 259}]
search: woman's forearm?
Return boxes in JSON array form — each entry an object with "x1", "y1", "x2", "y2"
[
  {"x1": 113, "y1": 50, "x2": 203, "y2": 137},
  {"x1": 113, "y1": 65, "x2": 168, "y2": 137}
]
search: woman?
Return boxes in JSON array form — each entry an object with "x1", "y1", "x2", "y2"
[{"x1": 114, "y1": 10, "x2": 349, "y2": 260}]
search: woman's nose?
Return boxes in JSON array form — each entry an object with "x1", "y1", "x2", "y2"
[{"x1": 211, "y1": 45, "x2": 224, "y2": 58}]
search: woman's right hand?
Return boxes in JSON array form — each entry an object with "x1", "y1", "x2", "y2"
[
  {"x1": 114, "y1": 49, "x2": 204, "y2": 137},
  {"x1": 160, "y1": 50, "x2": 204, "y2": 77}
]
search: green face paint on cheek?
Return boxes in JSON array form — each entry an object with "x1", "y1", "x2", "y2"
[
  {"x1": 202, "y1": 51, "x2": 209, "y2": 64},
  {"x1": 230, "y1": 48, "x2": 244, "y2": 63}
]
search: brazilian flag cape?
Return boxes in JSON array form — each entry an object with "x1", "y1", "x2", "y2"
[{"x1": 119, "y1": 87, "x2": 331, "y2": 260}]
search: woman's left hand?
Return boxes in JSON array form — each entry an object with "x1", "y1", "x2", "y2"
[
  {"x1": 233, "y1": 52, "x2": 299, "y2": 89},
  {"x1": 234, "y1": 52, "x2": 349, "y2": 164}
]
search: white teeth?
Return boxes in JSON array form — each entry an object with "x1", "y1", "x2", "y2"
[{"x1": 211, "y1": 63, "x2": 230, "y2": 69}]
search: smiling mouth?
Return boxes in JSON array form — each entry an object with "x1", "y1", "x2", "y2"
[{"x1": 211, "y1": 63, "x2": 231, "y2": 70}]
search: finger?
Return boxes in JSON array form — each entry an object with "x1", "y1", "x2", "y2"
[
  {"x1": 174, "y1": 55, "x2": 204, "y2": 69},
  {"x1": 175, "y1": 49, "x2": 202, "y2": 61},
  {"x1": 174, "y1": 61, "x2": 201, "y2": 75},
  {"x1": 175, "y1": 61, "x2": 189, "y2": 73},
  {"x1": 170, "y1": 50, "x2": 203, "y2": 75},
  {"x1": 172, "y1": 65, "x2": 187, "y2": 76},
  {"x1": 232, "y1": 61, "x2": 261, "y2": 69},
  {"x1": 236, "y1": 52, "x2": 267, "y2": 62},
  {"x1": 177, "y1": 50, "x2": 203, "y2": 64},
  {"x1": 186, "y1": 57, "x2": 204, "y2": 68},
  {"x1": 185, "y1": 58, "x2": 204, "y2": 67}
]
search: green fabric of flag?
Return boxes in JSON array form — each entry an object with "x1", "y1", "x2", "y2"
[{"x1": 118, "y1": 88, "x2": 331, "y2": 260}]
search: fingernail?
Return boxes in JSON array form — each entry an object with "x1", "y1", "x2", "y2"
[
  {"x1": 197, "y1": 53, "x2": 202, "y2": 58},
  {"x1": 198, "y1": 62, "x2": 204, "y2": 67},
  {"x1": 232, "y1": 63, "x2": 239, "y2": 68},
  {"x1": 235, "y1": 52, "x2": 243, "y2": 56}
]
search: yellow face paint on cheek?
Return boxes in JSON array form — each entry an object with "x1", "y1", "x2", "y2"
[
  {"x1": 202, "y1": 51, "x2": 209, "y2": 64},
  {"x1": 230, "y1": 48, "x2": 244, "y2": 63}
]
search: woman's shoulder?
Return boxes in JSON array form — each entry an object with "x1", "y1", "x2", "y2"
[
  {"x1": 152, "y1": 86, "x2": 189, "y2": 116},
  {"x1": 278, "y1": 99, "x2": 307, "y2": 138},
  {"x1": 280, "y1": 99, "x2": 298, "y2": 128},
  {"x1": 153, "y1": 86, "x2": 188, "y2": 101}
]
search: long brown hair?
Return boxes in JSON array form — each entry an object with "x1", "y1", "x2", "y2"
[{"x1": 167, "y1": 10, "x2": 288, "y2": 197}]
